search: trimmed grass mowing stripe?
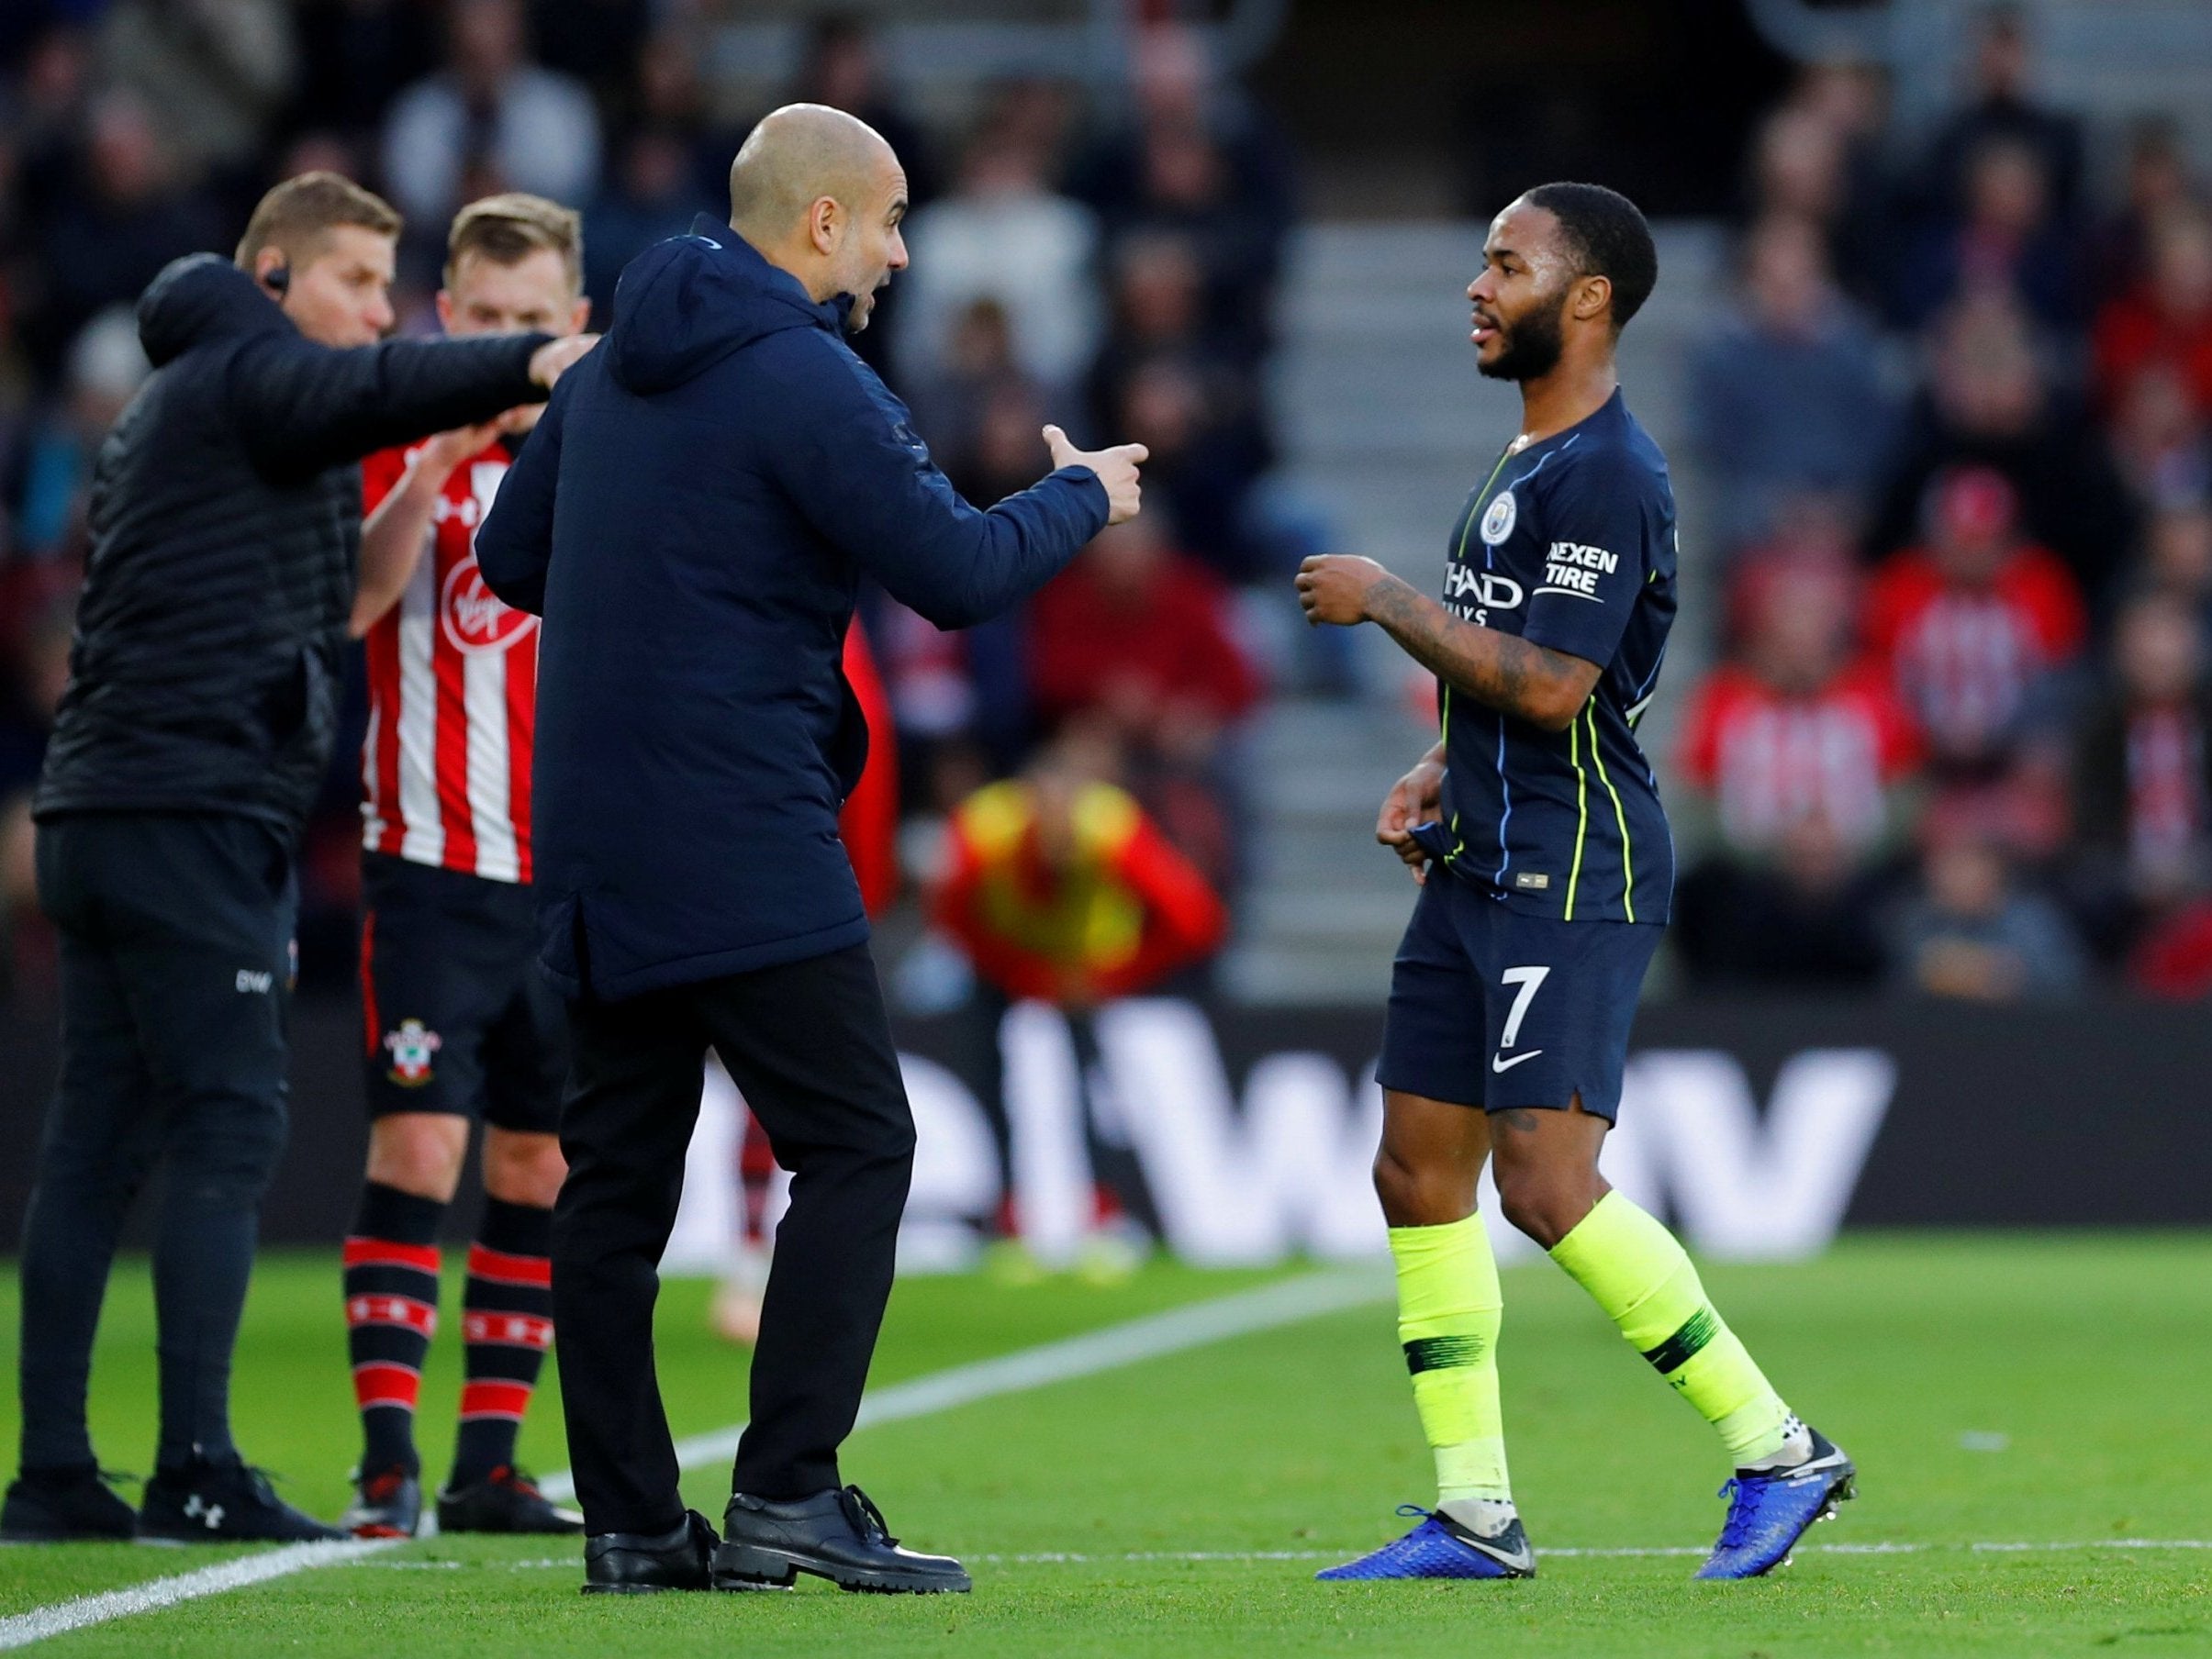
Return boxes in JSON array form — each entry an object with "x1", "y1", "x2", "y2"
[
  {"x1": 0, "y1": 1268, "x2": 1388, "y2": 1648},
  {"x1": 0, "y1": 1541, "x2": 397, "y2": 1652},
  {"x1": 536, "y1": 1266, "x2": 1391, "y2": 1503}
]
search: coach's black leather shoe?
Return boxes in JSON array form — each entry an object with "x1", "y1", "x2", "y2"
[
  {"x1": 440, "y1": 1465, "x2": 584, "y2": 1535},
  {"x1": 0, "y1": 1464, "x2": 138, "y2": 1542},
  {"x1": 140, "y1": 1457, "x2": 346, "y2": 1542},
  {"x1": 581, "y1": 1509, "x2": 720, "y2": 1594},
  {"x1": 713, "y1": 1486, "x2": 971, "y2": 1594}
]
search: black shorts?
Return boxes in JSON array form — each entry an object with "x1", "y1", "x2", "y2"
[
  {"x1": 359, "y1": 852, "x2": 565, "y2": 1132},
  {"x1": 1375, "y1": 871, "x2": 1663, "y2": 1120}
]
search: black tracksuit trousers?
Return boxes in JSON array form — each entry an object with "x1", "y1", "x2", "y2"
[
  {"x1": 553, "y1": 943, "x2": 915, "y2": 1535},
  {"x1": 17, "y1": 813, "x2": 296, "y2": 1475}
]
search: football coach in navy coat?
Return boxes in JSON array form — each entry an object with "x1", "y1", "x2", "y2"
[{"x1": 475, "y1": 105, "x2": 1145, "y2": 1595}]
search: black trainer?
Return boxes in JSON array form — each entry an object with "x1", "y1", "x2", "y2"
[
  {"x1": 0, "y1": 1465, "x2": 138, "y2": 1542},
  {"x1": 582, "y1": 1509, "x2": 720, "y2": 1594},
  {"x1": 340, "y1": 1466, "x2": 421, "y2": 1539},
  {"x1": 437, "y1": 1466, "x2": 583, "y2": 1535},
  {"x1": 712, "y1": 1486, "x2": 970, "y2": 1594},
  {"x1": 139, "y1": 1458, "x2": 347, "y2": 1543}
]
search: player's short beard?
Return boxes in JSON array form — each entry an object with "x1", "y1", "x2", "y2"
[{"x1": 1479, "y1": 289, "x2": 1568, "y2": 382}]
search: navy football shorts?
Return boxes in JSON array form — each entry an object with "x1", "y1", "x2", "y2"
[
  {"x1": 359, "y1": 852, "x2": 565, "y2": 1131},
  {"x1": 1375, "y1": 869, "x2": 1663, "y2": 1119}
]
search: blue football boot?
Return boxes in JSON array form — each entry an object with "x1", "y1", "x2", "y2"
[
  {"x1": 1317, "y1": 1506, "x2": 1536, "y2": 1581},
  {"x1": 1695, "y1": 1426, "x2": 1856, "y2": 1579}
]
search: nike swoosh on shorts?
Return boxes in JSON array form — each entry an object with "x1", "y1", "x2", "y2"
[{"x1": 1491, "y1": 1049, "x2": 1543, "y2": 1073}]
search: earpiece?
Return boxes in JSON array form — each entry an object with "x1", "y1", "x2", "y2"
[{"x1": 261, "y1": 264, "x2": 290, "y2": 297}]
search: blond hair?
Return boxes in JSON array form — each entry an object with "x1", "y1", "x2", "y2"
[
  {"x1": 445, "y1": 193, "x2": 584, "y2": 295},
  {"x1": 234, "y1": 172, "x2": 401, "y2": 271}
]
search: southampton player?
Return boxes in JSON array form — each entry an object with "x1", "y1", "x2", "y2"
[
  {"x1": 339, "y1": 195, "x2": 589, "y2": 1538},
  {"x1": 1296, "y1": 184, "x2": 1853, "y2": 1581}
]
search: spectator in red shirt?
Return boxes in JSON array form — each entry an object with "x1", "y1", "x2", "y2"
[
  {"x1": 1673, "y1": 556, "x2": 1916, "y2": 986},
  {"x1": 1862, "y1": 465, "x2": 2086, "y2": 775},
  {"x1": 1029, "y1": 512, "x2": 1259, "y2": 743},
  {"x1": 1680, "y1": 556, "x2": 1921, "y2": 860},
  {"x1": 2095, "y1": 206, "x2": 2212, "y2": 423},
  {"x1": 1027, "y1": 511, "x2": 1260, "y2": 885}
]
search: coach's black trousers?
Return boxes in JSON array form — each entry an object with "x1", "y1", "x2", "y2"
[
  {"x1": 17, "y1": 813, "x2": 295, "y2": 1475},
  {"x1": 553, "y1": 943, "x2": 915, "y2": 1535}
]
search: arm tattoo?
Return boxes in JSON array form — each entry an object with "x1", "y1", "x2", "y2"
[{"x1": 1363, "y1": 574, "x2": 1593, "y2": 729}]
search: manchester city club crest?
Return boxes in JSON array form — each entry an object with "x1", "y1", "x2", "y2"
[
  {"x1": 1480, "y1": 489, "x2": 1518, "y2": 545},
  {"x1": 383, "y1": 1019, "x2": 442, "y2": 1088}
]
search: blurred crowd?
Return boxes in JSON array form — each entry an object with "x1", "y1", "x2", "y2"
[
  {"x1": 1673, "y1": 6, "x2": 2212, "y2": 1000},
  {"x1": 0, "y1": 2, "x2": 1298, "y2": 1004},
  {"x1": 6, "y1": 2, "x2": 2210, "y2": 1009}
]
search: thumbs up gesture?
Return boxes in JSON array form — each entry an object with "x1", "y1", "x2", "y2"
[{"x1": 1044, "y1": 424, "x2": 1147, "y2": 525}]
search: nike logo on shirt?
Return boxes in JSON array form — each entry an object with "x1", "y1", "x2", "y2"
[{"x1": 1491, "y1": 1049, "x2": 1543, "y2": 1073}]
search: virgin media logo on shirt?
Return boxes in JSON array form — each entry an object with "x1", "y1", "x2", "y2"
[{"x1": 441, "y1": 555, "x2": 538, "y2": 655}]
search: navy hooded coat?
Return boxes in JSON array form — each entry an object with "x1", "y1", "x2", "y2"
[{"x1": 475, "y1": 217, "x2": 1110, "y2": 1000}]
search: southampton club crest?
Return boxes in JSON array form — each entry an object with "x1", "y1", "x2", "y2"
[
  {"x1": 1480, "y1": 489, "x2": 1518, "y2": 546},
  {"x1": 383, "y1": 1019, "x2": 442, "y2": 1088}
]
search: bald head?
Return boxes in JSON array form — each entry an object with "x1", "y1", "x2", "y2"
[
  {"x1": 730, "y1": 103, "x2": 893, "y2": 239},
  {"x1": 727, "y1": 103, "x2": 910, "y2": 330}
]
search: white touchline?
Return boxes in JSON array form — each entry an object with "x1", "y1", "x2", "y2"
[
  {"x1": 0, "y1": 1268, "x2": 1390, "y2": 1649},
  {"x1": 0, "y1": 1540, "x2": 398, "y2": 1652}
]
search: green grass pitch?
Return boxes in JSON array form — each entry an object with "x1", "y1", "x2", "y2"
[{"x1": 2, "y1": 1234, "x2": 2207, "y2": 1656}]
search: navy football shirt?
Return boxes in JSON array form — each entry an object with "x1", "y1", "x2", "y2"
[{"x1": 1424, "y1": 388, "x2": 1676, "y2": 924}]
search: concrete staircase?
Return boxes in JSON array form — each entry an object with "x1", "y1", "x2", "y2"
[{"x1": 1221, "y1": 221, "x2": 1726, "y2": 1005}]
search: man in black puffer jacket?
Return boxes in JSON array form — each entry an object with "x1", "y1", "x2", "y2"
[{"x1": 0, "y1": 173, "x2": 595, "y2": 1548}]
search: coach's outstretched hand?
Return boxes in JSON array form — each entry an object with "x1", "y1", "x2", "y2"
[
  {"x1": 1044, "y1": 424, "x2": 1147, "y2": 526},
  {"x1": 529, "y1": 333, "x2": 599, "y2": 389}
]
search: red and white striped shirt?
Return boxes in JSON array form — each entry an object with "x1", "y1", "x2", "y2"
[
  {"x1": 1678, "y1": 661, "x2": 1923, "y2": 854},
  {"x1": 359, "y1": 438, "x2": 539, "y2": 883}
]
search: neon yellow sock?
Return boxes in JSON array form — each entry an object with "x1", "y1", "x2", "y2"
[
  {"x1": 1389, "y1": 1215, "x2": 1510, "y2": 1507},
  {"x1": 1547, "y1": 1192, "x2": 1793, "y2": 1466}
]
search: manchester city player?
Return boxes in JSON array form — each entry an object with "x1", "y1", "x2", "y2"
[{"x1": 1295, "y1": 183, "x2": 1853, "y2": 1582}]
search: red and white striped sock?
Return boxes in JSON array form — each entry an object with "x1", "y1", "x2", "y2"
[
  {"x1": 343, "y1": 1182, "x2": 445, "y2": 1477},
  {"x1": 449, "y1": 1199, "x2": 554, "y2": 1486}
]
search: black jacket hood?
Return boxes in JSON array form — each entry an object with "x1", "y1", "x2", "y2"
[
  {"x1": 603, "y1": 215, "x2": 842, "y2": 395},
  {"x1": 137, "y1": 252, "x2": 290, "y2": 368}
]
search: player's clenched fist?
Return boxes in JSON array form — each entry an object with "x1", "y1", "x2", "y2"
[
  {"x1": 1043, "y1": 424, "x2": 1147, "y2": 525},
  {"x1": 1297, "y1": 553, "x2": 1392, "y2": 626}
]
